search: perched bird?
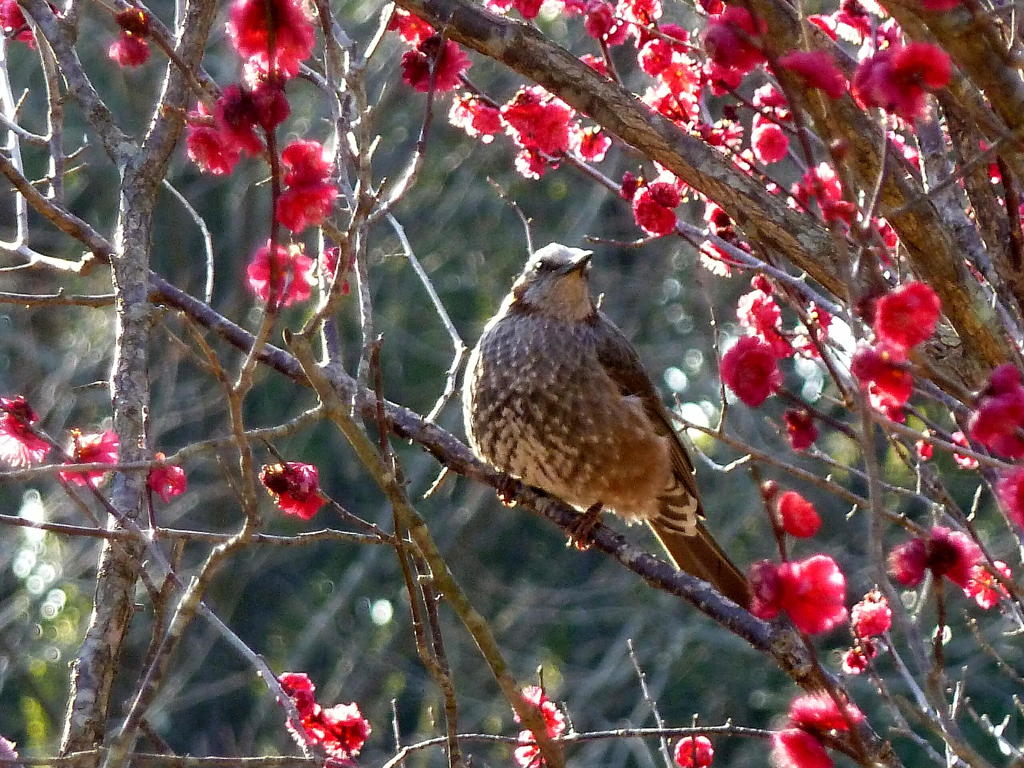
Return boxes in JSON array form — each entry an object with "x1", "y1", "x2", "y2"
[{"x1": 463, "y1": 243, "x2": 750, "y2": 607}]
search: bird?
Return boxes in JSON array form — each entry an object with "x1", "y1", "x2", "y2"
[{"x1": 462, "y1": 243, "x2": 750, "y2": 607}]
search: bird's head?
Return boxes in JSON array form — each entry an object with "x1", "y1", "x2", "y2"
[{"x1": 510, "y1": 243, "x2": 595, "y2": 322}]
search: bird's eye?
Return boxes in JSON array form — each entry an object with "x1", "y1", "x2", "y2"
[{"x1": 534, "y1": 260, "x2": 555, "y2": 273}]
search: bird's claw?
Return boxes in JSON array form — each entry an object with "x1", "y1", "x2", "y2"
[{"x1": 566, "y1": 502, "x2": 604, "y2": 550}]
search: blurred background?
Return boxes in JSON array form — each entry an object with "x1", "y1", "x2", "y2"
[{"x1": 0, "y1": 0, "x2": 1019, "y2": 765}]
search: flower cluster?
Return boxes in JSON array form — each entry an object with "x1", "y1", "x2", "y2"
[
  {"x1": 277, "y1": 140, "x2": 339, "y2": 233},
  {"x1": 185, "y1": 0, "x2": 343, "y2": 239},
  {"x1": 840, "y1": 589, "x2": 890, "y2": 674},
  {"x1": 772, "y1": 693, "x2": 863, "y2": 768},
  {"x1": 721, "y1": 276, "x2": 834, "y2": 410},
  {"x1": 259, "y1": 462, "x2": 326, "y2": 519},
  {"x1": 968, "y1": 364, "x2": 1024, "y2": 459},
  {"x1": 888, "y1": 526, "x2": 981, "y2": 589},
  {"x1": 750, "y1": 555, "x2": 847, "y2": 635},
  {"x1": 278, "y1": 673, "x2": 371, "y2": 759},
  {"x1": 853, "y1": 42, "x2": 951, "y2": 122},
  {"x1": 512, "y1": 686, "x2": 567, "y2": 768},
  {"x1": 851, "y1": 281, "x2": 941, "y2": 420},
  {"x1": 246, "y1": 242, "x2": 317, "y2": 308}
]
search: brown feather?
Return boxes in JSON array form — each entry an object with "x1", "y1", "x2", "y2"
[
  {"x1": 648, "y1": 521, "x2": 751, "y2": 607},
  {"x1": 595, "y1": 314, "x2": 749, "y2": 606}
]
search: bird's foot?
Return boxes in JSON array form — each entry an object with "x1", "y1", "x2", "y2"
[
  {"x1": 566, "y1": 502, "x2": 604, "y2": 550},
  {"x1": 495, "y1": 474, "x2": 519, "y2": 507}
]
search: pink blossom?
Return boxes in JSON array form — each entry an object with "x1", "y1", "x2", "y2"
[
  {"x1": 59, "y1": 430, "x2": 119, "y2": 487},
  {"x1": 260, "y1": 461, "x2": 325, "y2": 519},
  {"x1": 0, "y1": 396, "x2": 50, "y2": 467}
]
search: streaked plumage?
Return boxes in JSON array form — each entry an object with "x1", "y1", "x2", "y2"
[{"x1": 463, "y1": 243, "x2": 749, "y2": 606}]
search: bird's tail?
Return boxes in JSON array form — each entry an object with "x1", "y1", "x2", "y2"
[{"x1": 647, "y1": 520, "x2": 750, "y2": 608}]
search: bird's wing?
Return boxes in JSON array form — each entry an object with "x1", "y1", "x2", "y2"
[{"x1": 592, "y1": 313, "x2": 699, "y2": 494}]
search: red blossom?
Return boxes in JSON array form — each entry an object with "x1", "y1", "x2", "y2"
[
  {"x1": 888, "y1": 526, "x2": 982, "y2": 588},
  {"x1": 620, "y1": 171, "x2": 640, "y2": 200},
  {"x1": 788, "y1": 693, "x2": 863, "y2": 732},
  {"x1": 259, "y1": 461, "x2": 325, "y2": 519},
  {"x1": 147, "y1": 453, "x2": 187, "y2": 503},
  {"x1": 213, "y1": 85, "x2": 266, "y2": 156},
  {"x1": 186, "y1": 103, "x2": 241, "y2": 176},
  {"x1": 572, "y1": 125, "x2": 611, "y2": 161},
  {"x1": 840, "y1": 641, "x2": 877, "y2": 675},
  {"x1": 777, "y1": 491, "x2": 821, "y2": 538},
  {"x1": 916, "y1": 433, "x2": 934, "y2": 460},
  {"x1": 737, "y1": 287, "x2": 791, "y2": 357},
  {"x1": 450, "y1": 94, "x2": 503, "y2": 143},
  {"x1": 512, "y1": 0, "x2": 544, "y2": 18},
  {"x1": 276, "y1": 140, "x2": 339, "y2": 232},
  {"x1": 643, "y1": 82, "x2": 699, "y2": 127},
  {"x1": 873, "y1": 281, "x2": 941, "y2": 351},
  {"x1": 580, "y1": 53, "x2": 610, "y2": 77},
  {"x1": 753, "y1": 83, "x2": 788, "y2": 112},
  {"x1": 632, "y1": 181, "x2": 680, "y2": 236},
  {"x1": 637, "y1": 24, "x2": 688, "y2": 76},
  {"x1": 513, "y1": 730, "x2": 543, "y2": 768},
  {"x1": 108, "y1": 33, "x2": 149, "y2": 67},
  {"x1": 850, "y1": 343, "x2": 913, "y2": 412},
  {"x1": 752, "y1": 119, "x2": 789, "y2": 164},
  {"x1": 964, "y1": 561, "x2": 1011, "y2": 609},
  {"x1": 583, "y1": 1, "x2": 629, "y2": 44},
  {"x1": 720, "y1": 337, "x2": 782, "y2": 407},
  {"x1": 388, "y1": 8, "x2": 434, "y2": 45},
  {"x1": 312, "y1": 703, "x2": 372, "y2": 759},
  {"x1": 968, "y1": 364, "x2": 1024, "y2": 458},
  {"x1": 784, "y1": 409, "x2": 817, "y2": 451},
  {"x1": 515, "y1": 148, "x2": 551, "y2": 179},
  {"x1": 279, "y1": 672, "x2": 318, "y2": 717},
  {"x1": 750, "y1": 555, "x2": 847, "y2": 634},
  {"x1": 59, "y1": 430, "x2": 119, "y2": 487},
  {"x1": 850, "y1": 589, "x2": 891, "y2": 638},
  {"x1": 703, "y1": 7, "x2": 766, "y2": 75},
  {"x1": 790, "y1": 163, "x2": 854, "y2": 224},
  {"x1": 674, "y1": 735, "x2": 714, "y2": 768},
  {"x1": 246, "y1": 242, "x2": 316, "y2": 308},
  {"x1": 853, "y1": 43, "x2": 951, "y2": 122},
  {"x1": 0, "y1": 396, "x2": 50, "y2": 467},
  {"x1": 616, "y1": 0, "x2": 661, "y2": 26},
  {"x1": 777, "y1": 50, "x2": 848, "y2": 99},
  {"x1": 996, "y1": 467, "x2": 1024, "y2": 528},
  {"x1": 227, "y1": 0, "x2": 315, "y2": 79},
  {"x1": 515, "y1": 686, "x2": 566, "y2": 737},
  {"x1": 771, "y1": 728, "x2": 832, "y2": 768},
  {"x1": 1, "y1": 0, "x2": 33, "y2": 45},
  {"x1": 951, "y1": 430, "x2": 979, "y2": 469},
  {"x1": 400, "y1": 37, "x2": 470, "y2": 92},
  {"x1": 502, "y1": 86, "x2": 574, "y2": 157},
  {"x1": 806, "y1": 14, "x2": 838, "y2": 40}
]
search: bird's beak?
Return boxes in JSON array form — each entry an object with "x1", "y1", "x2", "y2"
[{"x1": 565, "y1": 250, "x2": 593, "y2": 275}]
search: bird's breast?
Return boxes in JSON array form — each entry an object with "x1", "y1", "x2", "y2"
[{"x1": 463, "y1": 312, "x2": 673, "y2": 519}]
